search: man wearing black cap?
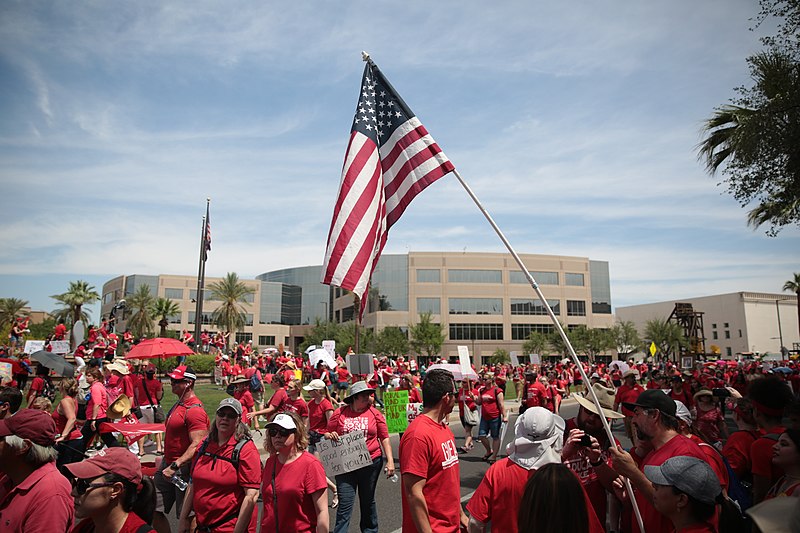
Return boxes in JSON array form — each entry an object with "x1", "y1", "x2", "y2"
[{"x1": 608, "y1": 389, "x2": 706, "y2": 533}]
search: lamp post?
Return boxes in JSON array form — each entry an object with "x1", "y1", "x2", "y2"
[{"x1": 777, "y1": 299, "x2": 786, "y2": 356}]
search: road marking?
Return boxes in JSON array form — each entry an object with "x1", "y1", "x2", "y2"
[{"x1": 388, "y1": 490, "x2": 476, "y2": 533}]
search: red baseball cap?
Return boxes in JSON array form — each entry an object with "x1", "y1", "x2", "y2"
[
  {"x1": 0, "y1": 409, "x2": 58, "y2": 446},
  {"x1": 65, "y1": 447, "x2": 143, "y2": 487},
  {"x1": 168, "y1": 365, "x2": 196, "y2": 381}
]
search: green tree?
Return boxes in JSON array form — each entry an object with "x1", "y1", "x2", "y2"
[
  {"x1": 152, "y1": 297, "x2": 181, "y2": 337},
  {"x1": 299, "y1": 319, "x2": 343, "y2": 353},
  {"x1": 51, "y1": 280, "x2": 100, "y2": 347},
  {"x1": 374, "y1": 326, "x2": 409, "y2": 357},
  {"x1": 522, "y1": 331, "x2": 549, "y2": 356},
  {"x1": 0, "y1": 298, "x2": 29, "y2": 330},
  {"x1": 578, "y1": 327, "x2": 615, "y2": 363},
  {"x1": 644, "y1": 318, "x2": 688, "y2": 361},
  {"x1": 697, "y1": 2, "x2": 800, "y2": 235},
  {"x1": 28, "y1": 317, "x2": 56, "y2": 340},
  {"x1": 490, "y1": 348, "x2": 510, "y2": 365},
  {"x1": 783, "y1": 272, "x2": 800, "y2": 338},
  {"x1": 126, "y1": 285, "x2": 156, "y2": 338},
  {"x1": 208, "y1": 273, "x2": 254, "y2": 350},
  {"x1": 611, "y1": 320, "x2": 642, "y2": 358},
  {"x1": 409, "y1": 312, "x2": 446, "y2": 358},
  {"x1": 549, "y1": 323, "x2": 584, "y2": 357}
]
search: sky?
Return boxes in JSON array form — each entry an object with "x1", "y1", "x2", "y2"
[{"x1": 1, "y1": 1, "x2": 798, "y2": 323}]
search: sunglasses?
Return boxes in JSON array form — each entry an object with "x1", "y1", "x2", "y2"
[
  {"x1": 217, "y1": 410, "x2": 239, "y2": 420},
  {"x1": 72, "y1": 478, "x2": 116, "y2": 496},
  {"x1": 268, "y1": 427, "x2": 295, "y2": 438}
]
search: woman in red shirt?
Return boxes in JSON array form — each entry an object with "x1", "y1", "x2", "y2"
[
  {"x1": 53, "y1": 377, "x2": 83, "y2": 472},
  {"x1": 458, "y1": 379, "x2": 479, "y2": 452},
  {"x1": 81, "y1": 368, "x2": 117, "y2": 450},
  {"x1": 179, "y1": 398, "x2": 262, "y2": 533},
  {"x1": 398, "y1": 373, "x2": 422, "y2": 403},
  {"x1": 476, "y1": 374, "x2": 508, "y2": 463},
  {"x1": 262, "y1": 412, "x2": 329, "y2": 533},
  {"x1": 285, "y1": 379, "x2": 309, "y2": 422},
  {"x1": 232, "y1": 377, "x2": 257, "y2": 430},
  {"x1": 250, "y1": 372, "x2": 289, "y2": 422}
]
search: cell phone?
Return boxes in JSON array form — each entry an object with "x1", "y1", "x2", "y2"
[{"x1": 579, "y1": 435, "x2": 592, "y2": 447}]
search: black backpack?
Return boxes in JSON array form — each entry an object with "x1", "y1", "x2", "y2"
[{"x1": 192, "y1": 435, "x2": 252, "y2": 475}]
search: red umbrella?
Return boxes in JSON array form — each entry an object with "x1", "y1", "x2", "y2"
[{"x1": 124, "y1": 337, "x2": 195, "y2": 360}]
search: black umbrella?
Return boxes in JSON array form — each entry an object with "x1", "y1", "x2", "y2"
[{"x1": 29, "y1": 350, "x2": 76, "y2": 377}]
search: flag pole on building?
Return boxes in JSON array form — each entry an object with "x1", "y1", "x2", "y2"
[{"x1": 193, "y1": 198, "x2": 211, "y2": 348}]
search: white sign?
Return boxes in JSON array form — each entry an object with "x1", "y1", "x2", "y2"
[
  {"x1": 347, "y1": 353, "x2": 373, "y2": 375},
  {"x1": 23, "y1": 340, "x2": 45, "y2": 354},
  {"x1": 317, "y1": 431, "x2": 373, "y2": 477},
  {"x1": 510, "y1": 351, "x2": 520, "y2": 367},
  {"x1": 406, "y1": 402, "x2": 423, "y2": 425},
  {"x1": 51, "y1": 341, "x2": 70, "y2": 354},
  {"x1": 457, "y1": 345, "x2": 471, "y2": 378},
  {"x1": 529, "y1": 354, "x2": 541, "y2": 365},
  {"x1": 322, "y1": 340, "x2": 336, "y2": 358}
]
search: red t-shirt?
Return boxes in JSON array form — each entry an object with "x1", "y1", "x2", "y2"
[
  {"x1": 269, "y1": 388, "x2": 290, "y2": 414},
  {"x1": 164, "y1": 400, "x2": 210, "y2": 465},
  {"x1": 119, "y1": 374, "x2": 135, "y2": 403},
  {"x1": 260, "y1": 452, "x2": 327, "y2": 533},
  {"x1": 234, "y1": 390, "x2": 255, "y2": 421},
  {"x1": 466, "y1": 458, "x2": 532, "y2": 532},
  {"x1": 137, "y1": 376, "x2": 163, "y2": 406},
  {"x1": 284, "y1": 397, "x2": 309, "y2": 418},
  {"x1": 688, "y1": 435, "x2": 730, "y2": 491},
  {"x1": 616, "y1": 384, "x2": 645, "y2": 417},
  {"x1": 478, "y1": 386, "x2": 502, "y2": 420},
  {"x1": 668, "y1": 388, "x2": 693, "y2": 408},
  {"x1": 722, "y1": 429, "x2": 759, "y2": 478},
  {"x1": 404, "y1": 387, "x2": 422, "y2": 404},
  {"x1": 522, "y1": 381, "x2": 548, "y2": 408},
  {"x1": 71, "y1": 511, "x2": 154, "y2": 533},
  {"x1": 0, "y1": 462, "x2": 74, "y2": 533},
  {"x1": 400, "y1": 415, "x2": 461, "y2": 532},
  {"x1": 634, "y1": 435, "x2": 706, "y2": 533},
  {"x1": 695, "y1": 407, "x2": 725, "y2": 443},
  {"x1": 327, "y1": 406, "x2": 389, "y2": 460},
  {"x1": 190, "y1": 436, "x2": 262, "y2": 533},
  {"x1": 86, "y1": 381, "x2": 109, "y2": 420},
  {"x1": 30, "y1": 376, "x2": 44, "y2": 393},
  {"x1": 335, "y1": 367, "x2": 350, "y2": 383},
  {"x1": 751, "y1": 426, "x2": 785, "y2": 483},
  {"x1": 457, "y1": 388, "x2": 477, "y2": 414},
  {"x1": 308, "y1": 398, "x2": 334, "y2": 433}
]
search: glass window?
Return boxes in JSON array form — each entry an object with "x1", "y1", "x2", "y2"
[
  {"x1": 187, "y1": 312, "x2": 214, "y2": 326},
  {"x1": 245, "y1": 314, "x2": 254, "y2": 327},
  {"x1": 510, "y1": 299, "x2": 560, "y2": 316},
  {"x1": 724, "y1": 323, "x2": 729, "y2": 328},
  {"x1": 258, "y1": 335, "x2": 276, "y2": 346},
  {"x1": 511, "y1": 323, "x2": 554, "y2": 340},
  {"x1": 566, "y1": 300, "x2": 586, "y2": 316},
  {"x1": 167, "y1": 313, "x2": 182, "y2": 324},
  {"x1": 416, "y1": 269, "x2": 441, "y2": 283},
  {"x1": 565, "y1": 273, "x2": 585, "y2": 286},
  {"x1": 417, "y1": 298, "x2": 441, "y2": 314},
  {"x1": 189, "y1": 289, "x2": 213, "y2": 301},
  {"x1": 103, "y1": 293, "x2": 113, "y2": 305},
  {"x1": 712, "y1": 331, "x2": 718, "y2": 340},
  {"x1": 164, "y1": 288, "x2": 183, "y2": 300},
  {"x1": 449, "y1": 323, "x2": 503, "y2": 341},
  {"x1": 448, "y1": 269, "x2": 502, "y2": 283},
  {"x1": 589, "y1": 261, "x2": 612, "y2": 314},
  {"x1": 712, "y1": 323, "x2": 717, "y2": 329},
  {"x1": 739, "y1": 329, "x2": 742, "y2": 338},
  {"x1": 235, "y1": 332, "x2": 252, "y2": 344},
  {"x1": 726, "y1": 347, "x2": 732, "y2": 357},
  {"x1": 724, "y1": 330, "x2": 730, "y2": 339},
  {"x1": 448, "y1": 298, "x2": 502, "y2": 315},
  {"x1": 510, "y1": 271, "x2": 558, "y2": 285}
]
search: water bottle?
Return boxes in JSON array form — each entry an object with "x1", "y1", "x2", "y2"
[
  {"x1": 389, "y1": 473, "x2": 398, "y2": 483},
  {"x1": 170, "y1": 473, "x2": 188, "y2": 491}
]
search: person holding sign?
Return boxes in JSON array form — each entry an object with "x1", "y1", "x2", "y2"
[
  {"x1": 325, "y1": 381, "x2": 394, "y2": 533},
  {"x1": 261, "y1": 412, "x2": 329, "y2": 533},
  {"x1": 476, "y1": 374, "x2": 507, "y2": 464}
]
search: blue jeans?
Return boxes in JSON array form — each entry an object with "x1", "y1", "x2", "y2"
[{"x1": 334, "y1": 456, "x2": 383, "y2": 533}]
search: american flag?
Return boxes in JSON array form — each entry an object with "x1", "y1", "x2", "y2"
[
  {"x1": 322, "y1": 60, "x2": 454, "y2": 302},
  {"x1": 203, "y1": 203, "x2": 211, "y2": 261}
]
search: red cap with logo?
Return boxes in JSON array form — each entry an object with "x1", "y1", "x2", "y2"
[
  {"x1": 0, "y1": 409, "x2": 58, "y2": 446},
  {"x1": 65, "y1": 447, "x2": 143, "y2": 487},
  {"x1": 168, "y1": 365, "x2": 197, "y2": 381}
]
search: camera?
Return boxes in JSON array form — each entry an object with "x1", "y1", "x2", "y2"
[{"x1": 579, "y1": 435, "x2": 592, "y2": 447}]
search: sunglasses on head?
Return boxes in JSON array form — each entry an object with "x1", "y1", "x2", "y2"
[
  {"x1": 268, "y1": 427, "x2": 295, "y2": 438},
  {"x1": 72, "y1": 478, "x2": 116, "y2": 496}
]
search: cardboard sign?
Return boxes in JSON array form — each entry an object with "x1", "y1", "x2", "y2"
[
  {"x1": 317, "y1": 431, "x2": 373, "y2": 477},
  {"x1": 384, "y1": 390, "x2": 409, "y2": 433},
  {"x1": 0, "y1": 362, "x2": 12, "y2": 385},
  {"x1": 457, "y1": 346, "x2": 471, "y2": 377},
  {"x1": 407, "y1": 402, "x2": 423, "y2": 425},
  {"x1": 50, "y1": 341, "x2": 70, "y2": 354},
  {"x1": 323, "y1": 340, "x2": 336, "y2": 358},
  {"x1": 510, "y1": 351, "x2": 520, "y2": 367},
  {"x1": 529, "y1": 354, "x2": 541, "y2": 365},
  {"x1": 347, "y1": 353, "x2": 373, "y2": 375},
  {"x1": 23, "y1": 340, "x2": 45, "y2": 354}
]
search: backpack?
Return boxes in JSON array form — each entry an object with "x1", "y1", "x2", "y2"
[
  {"x1": 249, "y1": 373, "x2": 263, "y2": 392},
  {"x1": 192, "y1": 435, "x2": 252, "y2": 475},
  {"x1": 42, "y1": 377, "x2": 57, "y2": 401}
]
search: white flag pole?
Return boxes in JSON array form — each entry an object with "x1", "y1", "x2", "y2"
[{"x1": 451, "y1": 168, "x2": 645, "y2": 532}]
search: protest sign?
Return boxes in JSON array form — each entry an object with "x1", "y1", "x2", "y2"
[
  {"x1": 322, "y1": 340, "x2": 336, "y2": 358},
  {"x1": 407, "y1": 402, "x2": 423, "y2": 425},
  {"x1": 457, "y1": 345, "x2": 471, "y2": 377},
  {"x1": 510, "y1": 351, "x2": 519, "y2": 367},
  {"x1": 50, "y1": 341, "x2": 70, "y2": 354},
  {"x1": 0, "y1": 362, "x2": 12, "y2": 385},
  {"x1": 23, "y1": 340, "x2": 45, "y2": 354},
  {"x1": 529, "y1": 354, "x2": 541, "y2": 365},
  {"x1": 384, "y1": 390, "x2": 409, "y2": 433},
  {"x1": 317, "y1": 431, "x2": 373, "y2": 477}
]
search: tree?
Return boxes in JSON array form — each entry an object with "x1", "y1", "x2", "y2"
[
  {"x1": 522, "y1": 331, "x2": 549, "y2": 356},
  {"x1": 577, "y1": 327, "x2": 615, "y2": 363},
  {"x1": 490, "y1": 348, "x2": 510, "y2": 365},
  {"x1": 126, "y1": 285, "x2": 156, "y2": 339},
  {"x1": 374, "y1": 326, "x2": 409, "y2": 357},
  {"x1": 612, "y1": 320, "x2": 642, "y2": 357},
  {"x1": 644, "y1": 318, "x2": 688, "y2": 361},
  {"x1": 697, "y1": 2, "x2": 800, "y2": 235},
  {"x1": 299, "y1": 319, "x2": 343, "y2": 353},
  {"x1": 0, "y1": 298, "x2": 29, "y2": 330},
  {"x1": 548, "y1": 323, "x2": 584, "y2": 357},
  {"x1": 783, "y1": 272, "x2": 800, "y2": 338},
  {"x1": 208, "y1": 273, "x2": 255, "y2": 350},
  {"x1": 152, "y1": 298, "x2": 181, "y2": 337},
  {"x1": 51, "y1": 280, "x2": 100, "y2": 348},
  {"x1": 409, "y1": 312, "x2": 446, "y2": 358}
]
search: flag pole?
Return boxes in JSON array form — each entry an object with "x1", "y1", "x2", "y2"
[
  {"x1": 193, "y1": 198, "x2": 210, "y2": 349},
  {"x1": 451, "y1": 168, "x2": 645, "y2": 532}
]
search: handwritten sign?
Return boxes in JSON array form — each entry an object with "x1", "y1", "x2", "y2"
[
  {"x1": 23, "y1": 340, "x2": 45, "y2": 354},
  {"x1": 529, "y1": 354, "x2": 541, "y2": 365},
  {"x1": 406, "y1": 402, "x2": 423, "y2": 424},
  {"x1": 384, "y1": 390, "x2": 409, "y2": 433},
  {"x1": 0, "y1": 362, "x2": 12, "y2": 385},
  {"x1": 51, "y1": 341, "x2": 70, "y2": 354},
  {"x1": 457, "y1": 346, "x2": 471, "y2": 378},
  {"x1": 317, "y1": 431, "x2": 373, "y2": 477},
  {"x1": 510, "y1": 351, "x2": 520, "y2": 367},
  {"x1": 323, "y1": 340, "x2": 336, "y2": 358}
]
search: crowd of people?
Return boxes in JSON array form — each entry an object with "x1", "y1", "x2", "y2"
[{"x1": 2, "y1": 316, "x2": 800, "y2": 532}]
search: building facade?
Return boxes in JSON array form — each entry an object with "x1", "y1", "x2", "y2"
[
  {"x1": 615, "y1": 292, "x2": 800, "y2": 359},
  {"x1": 102, "y1": 251, "x2": 614, "y2": 362}
]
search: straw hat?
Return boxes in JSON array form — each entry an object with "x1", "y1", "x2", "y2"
[
  {"x1": 574, "y1": 383, "x2": 624, "y2": 419},
  {"x1": 106, "y1": 393, "x2": 132, "y2": 419},
  {"x1": 230, "y1": 376, "x2": 249, "y2": 385}
]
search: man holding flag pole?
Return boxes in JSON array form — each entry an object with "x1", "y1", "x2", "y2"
[{"x1": 321, "y1": 52, "x2": 645, "y2": 532}]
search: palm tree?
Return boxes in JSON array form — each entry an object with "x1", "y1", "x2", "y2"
[
  {"x1": 783, "y1": 272, "x2": 800, "y2": 338},
  {"x1": 152, "y1": 298, "x2": 181, "y2": 337},
  {"x1": 51, "y1": 280, "x2": 100, "y2": 348},
  {"x1": 208, "y1": 273, "x2": 254, "y2": 350},
  {"x1": 644, "y1": 318, "x2": 688, "y2": 362},
  {"x1": 0, "y1": 298, "x2": 29, "y2": 330},
  {"x1": 126, "y1": 285, "x2": 156, "y2": 338}
]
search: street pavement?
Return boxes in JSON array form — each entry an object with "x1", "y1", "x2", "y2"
[{"x1": 159, "y1": 396, "x2": 633, "y2": 532}]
